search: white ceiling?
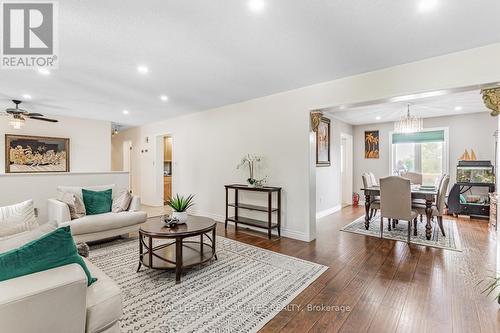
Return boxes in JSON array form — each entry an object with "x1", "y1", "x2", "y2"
[
  {"x1": 326, "y1": 89, "x2": 490, "y2": 125},
  {"x1": 1, "y1": 0, "x2": 500, "y2": 126}
]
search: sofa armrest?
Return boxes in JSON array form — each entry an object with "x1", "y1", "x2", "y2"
[
  {"x1": 48, "y1": 198, "x2": 71, "y2": 225},
  {"x1": 0, "y1": 264, "x2": 88, "y2": 333},
  {"x1": 128, "y1": 195, "x2": 141, "y2": 212}
]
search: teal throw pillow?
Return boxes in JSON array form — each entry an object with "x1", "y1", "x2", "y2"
[
  {"x1": 82, "y1": 188, "x2": 112, "y2": 215},
  {"x1": 0, "y1": 226, "x2": 96, "y2": 286}
]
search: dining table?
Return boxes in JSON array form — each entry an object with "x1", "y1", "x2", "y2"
[{"x1": 361, "y1": 185, "x2": 438, "y2": 240}]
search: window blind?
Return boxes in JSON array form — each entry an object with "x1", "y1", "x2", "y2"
[{"x1": 392, "y1": 130, "x2": 444, "y2": 144}]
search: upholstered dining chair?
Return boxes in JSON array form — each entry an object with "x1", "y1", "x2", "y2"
[
  {"x1": 412, "y1": 174, "x2": 450, "y2": 237},
  {"x1": 362, "y1": 173, "x2": 379, "y2": 220},
  {"x1": 402, "y1": 172, "x2": 423, "y2": 185},
  {"x1": 368, "y1": 172, "x2": 378, "y2": 186},
  {"x1": 380, "y1": 176, "x2": 418, "y2": 243}
]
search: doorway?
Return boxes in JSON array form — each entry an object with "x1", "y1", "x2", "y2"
[
  {"x1": 163, "y1": 136, "x2": 173, "y2": 204},
  {"x1": 340, "y1": 133, "x2": 353, "y2": 207},
  {"x1": 122, "y1": 140, "x2": 132, "y2": 192}
]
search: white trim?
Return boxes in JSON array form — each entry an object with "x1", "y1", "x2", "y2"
[
  {"x1": 315, "y1": 205, "x2": 342, "y2": 219},
  {"x1": 189, "y1": 210, "x2": 312, "y2": 242}
]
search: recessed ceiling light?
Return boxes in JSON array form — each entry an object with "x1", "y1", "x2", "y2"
[
  {"x1": 375, "y1": 116, "x2": 381, "y2": 120},
  {"x1": 339, "y1": 105, "x2": 346, "y2": 110},
  {"x1": 418, "y1": 0, "x2": 438, "y2": 12},
  {"x1": 454, "y1": 106, "x2": 463, "y2": 111},
  {"x1": 160, "y1": 95, "x2": 169, "y2": 101},
  {"x1": 122, "y1": 110, "x2": 129, "y2": 115},
  {"x1": 137, "y1": 65, "x2": 149, "y2": 74},
  {"x1": 22, "y1": 94, "x2": 32, "y2": 100},
  {"x1": 248, "y1": 0, "x2": 265, "y2": 13},
  {"x1": 38, "y1": 68, "x2": 50, "y2": 75}
]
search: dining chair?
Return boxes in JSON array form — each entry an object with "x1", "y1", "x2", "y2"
[
  {"x1": 412, "y1": 174, "x2": 450, "y2": 237},
  {"x1": 380, "y1": 176, "x2": 418, "y2": 243},
  {"x1": 402, "y1": 172, "x2": 423, "y2": 185},
  {"x1": 362, "y1": 173, "x2": 379, "y2": 219},
  {"x1": 368, "y1": 172, "x2": 378, "y2": 186}
]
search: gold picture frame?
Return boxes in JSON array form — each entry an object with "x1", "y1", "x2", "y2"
[{"x1": 5, "y1": 134, "x2": 70, "y2": 173}]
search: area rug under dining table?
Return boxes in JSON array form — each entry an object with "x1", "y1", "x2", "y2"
[
  {"x1": 89, "y1": 236, "x2": 327, "y2": 333},
  {"x1": 341, "y1": 214, "x2": 462, "y2": 252}
]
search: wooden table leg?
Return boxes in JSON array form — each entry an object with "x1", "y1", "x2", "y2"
[
  {"x1": 267, "y1": 192, "x2": 272, "y2": 239},
  {"x1": 200, "y1": 234, "x2": 204, "y2": 256},
  {"x1": 225, "y1": 187, "x2": 228, "y2": 230},
  {"x1": 425, "y1": 199, "x2": 432, "y2": 240},
  {"x1": 148, "y1": 236, "x2": 153, "y2": 269},
  {"x1": 137, "y1": 233, "x2": 143, "y2": 272},
  {"x1": 364, "y1": 194, "x2": 371, "y2": 230},
  {"x1": 175, "y1": 238, "x2": 183, "y2": 284},
  {"x1": 212, "y1": 227, "x2": 217, "y2": 260}
]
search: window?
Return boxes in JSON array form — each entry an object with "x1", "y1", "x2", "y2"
[{"x1": 391, "y1": 129, "x2": 448, "y2": 185}]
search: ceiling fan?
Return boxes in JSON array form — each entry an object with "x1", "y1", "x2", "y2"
[{"x1": 1, "y1": 100, "x2": 58, "y2": 129}]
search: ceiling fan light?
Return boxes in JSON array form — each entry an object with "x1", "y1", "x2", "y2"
[{"x1": 9, "y1": 117, "x2": 25, "y2": 129}]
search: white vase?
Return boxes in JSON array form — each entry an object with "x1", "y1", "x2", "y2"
[{"x1": 172, "y1": 211, "x2": 188, "y2": 223}]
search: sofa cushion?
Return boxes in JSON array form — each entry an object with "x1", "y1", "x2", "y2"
[
  {"x1": 112, "y1": 190, "x2": 132, "y2": 213},
  {"x1": 0, "y1": 221, "x2": 57, "y2": 253},
  {"x1": 0, "y1": 200, "x2": 39, "y2": 239},
  {"x1": 0, "y1": 226, "x2": 96, "y2": 286},
  {"x1": 67, "y1": 211, "x2": 147, "y2": 235},
  {"x1": 83, "y1": 189, "x2": 113, "y2": 215},
  {"x1": 58, "y1": 192, "x2": 86, "y2": 219},
  {"x1": 84, "y1": 258, "x2": 122, "y2": 333}
]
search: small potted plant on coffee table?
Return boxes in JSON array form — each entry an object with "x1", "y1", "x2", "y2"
[{"x1": 166, "y1": 194, "x2": 195, "y2": 223}]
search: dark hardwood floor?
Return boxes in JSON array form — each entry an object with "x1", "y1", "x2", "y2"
[{"x1": 218, "y1": 206, "x2": 500, "y2": 333}]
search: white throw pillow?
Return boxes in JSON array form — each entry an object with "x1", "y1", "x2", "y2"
[
  {"x1": 112, "y1": 190, "x2": 132, "y2": 213},
  {"x1": 0, "y1": 220, "x2": 57, "y2": 253},
  {"x1": 0, "y1": 200, "x2": 39, "y2": 239}
]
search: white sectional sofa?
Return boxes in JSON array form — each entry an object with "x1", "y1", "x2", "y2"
[
  {"x1": 0, "y1": 257, "x2": 122, "y2": 333},
  {"x1": 48, "y1": 185, "x2": 147, "y2": 243}
]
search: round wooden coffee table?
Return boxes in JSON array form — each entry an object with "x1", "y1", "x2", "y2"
[{"x1": 137, "y1": 215, "x2": 217, "y2": 284}]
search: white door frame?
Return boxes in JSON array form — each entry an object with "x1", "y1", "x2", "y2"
[{"x1": 340, "y1": 132, "x2": 353, "y2": 206}]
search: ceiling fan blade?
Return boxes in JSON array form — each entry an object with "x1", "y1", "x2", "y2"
[
  {"x1": 27, "y1": 113, "x2": 44, "y2": 117},
  {"x1": 29, "y1": 116, "x2": 58, "y2": 123}
]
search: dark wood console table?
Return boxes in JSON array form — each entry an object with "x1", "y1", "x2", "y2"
[{"x1": 224, "y1": 184, "x2": 282, "y2": 239}]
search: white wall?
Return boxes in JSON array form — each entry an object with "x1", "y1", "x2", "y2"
[
  {"x1": 112, "y1": 42, "x2": 500, "y2": 242},
  {"x1": 353, "y1": 112, "x2": 497, "y2": 195},
  {"x1": 0, "y1": 115, "x2": 112, "y2": 173},
  {"x1": 0, "y1": 172, "x2": 129, "y2": 223},
  {"x1": 316, "y1": 116, "x2": 352, "y2": 217}
]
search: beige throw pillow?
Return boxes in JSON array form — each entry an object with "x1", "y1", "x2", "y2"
[
  {"x1": 112, "y1": 190, "x2": 132, "y2": 213},
  {"x1": 0, "y1": 200, "x2": 39, "y2": 239},
  {"x1": 58, "y1": 191, "x2": 86, "y2": 219}
]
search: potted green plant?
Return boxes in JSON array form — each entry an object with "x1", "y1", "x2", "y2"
[
  {"x1": 479, "y1": 274, "x2": 500, "y2": 304},
  {"x1": 166, "y1": 194, "x2": 195, "y2": 223}
]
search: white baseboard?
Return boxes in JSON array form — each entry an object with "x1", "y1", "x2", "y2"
[
  {"x1": 189, "y1": 210, "x2": 311, "y2": 242},
  {"x1": 316, "y1": 205, "x2": 342, "y2": 219}
]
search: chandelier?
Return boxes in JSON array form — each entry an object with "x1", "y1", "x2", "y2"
[{"x1": 394, "y1": 104, "x2": 422, "y2": 134}]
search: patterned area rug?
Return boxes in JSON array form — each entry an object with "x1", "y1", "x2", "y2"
[
  {"x1": 341, "y1": 214, "x2": 462, "y2": 252},
  {"x1": 89, "y1": 237, "x2": 327, "y2": 333}
]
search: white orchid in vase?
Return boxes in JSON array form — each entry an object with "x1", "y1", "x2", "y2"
[{"x1": 236, "y1": 154, "x2": 267, "y2": 187}]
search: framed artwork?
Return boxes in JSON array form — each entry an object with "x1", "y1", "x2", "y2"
[
  {"x1": 5, "y1": 134, "x2": 70, "y2": 173},
  {"x1": 316, "y1": 117, "x2": 331, "y2": 166},
  {"x1": 364, "y1": 130, "x2": 379, "y2": 159}
]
